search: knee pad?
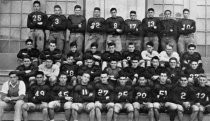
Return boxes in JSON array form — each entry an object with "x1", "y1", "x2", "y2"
[
  {"x1": 107, "y1": 103, "x2": 114, "y2": 109},
  {"x1": 133, "y1": 102, "x2": 140, "y2": 110},
  {"x1": 114, "y1": 103, "x2": 121, "y2": 113},
  {"x1": 64, "y1": 102, "x2": 72, "y2": 110},
  {"x1": 95, "y1": 102, "x2": 102, "y2": 109},
  {"x1": 125, "y1": 103, "x2": 134, "y2": 112},
  {"x1": 71, "y1": 103, "x2": 79, "y2": 111},
  {"x1": 86, "y1": 103, "x2": 95, "y2": 111}
]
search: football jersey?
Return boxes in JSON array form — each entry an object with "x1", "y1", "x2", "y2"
[
  {"x1": 124, "y1": 19, "x2": 143, "y2": 38},
  {"x1": 67, "y1": 14, "x2": 86, "y2": 33},
  {"x1": 193, "y1": 86, "x2": 210, "y2": 106},
  {"x1": 60, "y1": 63, "x2": 78, "y2": 80},
  {"x1": 77, "y1": 65, "x2": 101, "y2": 81},
  {"x1": 87, "y1": 17, "x2": 106, "y2": 33},
  {"x1": 145, "y1": 66, "x2": 166, "y2": 79},
  {"x1": 101, "y1": 51, "x2": 122, "y2": 62},
  {"x1": 142, "y1": 17, "x2": 160, "y2": 37},
  {"x1": 73, "y1": 84, "x2": 95, "y2": 103},
  {"x1": 122, "y1": 50, "x2": 141, "y2": 61},
  {"x1": 152, "y1": 83, "x2": 172, "y2": 102},
  {"x1": 181, "y1": 52, "x2": 202, "y2": 68},
  {"x1": 47, "y1": 14, "x2": 67, "y2": 31},
  {"x1": 184, "y1": 67, "x2": 204, "y2": 79},
  {"x1": 95, "y1": 82, "x2": 114, "y2": 103},
  {"x1": 166, "y1": 67, "x2": 182, "y2": 84},
  {"x1": 177, "y1": 18, "x2": 196, "y2": 35},
  {"x1": 123, "y1": 66, "x2": 145, "y2": 80},
  {"x1": 39, "y1": 48, "x2": 62, "y2": 60},
  {"x1": 160, "y1": 19, "x2": 177, "y2": 37},
  {"x1": 114, "y1": 85, "x2": 133, "y2": 103},
  {"x1": 105, "y1": 16, "x2": 124, "y2": 35},
  {"x1": 133, "y1": 85, "x2": 152, "y2": 103},
  {"x1": 27, "y1": 11, "x2": 48, "y2": 29},
  {"x1": 17, "y1": 48, "x2": 40, "y2": 59}
]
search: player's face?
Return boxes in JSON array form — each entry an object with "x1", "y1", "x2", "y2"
[
  {"x1": 81, "y1": 73, "x2": 90, "y2": 84},
  {"x1": 23, "y1": 58, "x2": 31, "y2": 67},
  {"x1": 26, "y1": 42, "x2": 33, "y2": 49},
  {"x1": 110, "y1": 61, "x2": 117, "y2": 69},
  {"x1": 10, "y1": 74, "x2": 18, "y2": 84},
  {"x1": 119, "y1": 77, "x2": 127, "y2": 86},
  {"x1": 70, "y1": 46, "x2": 77, "y2": 52},
  {"x1": 101, "y1": 74, "x2": 108, "y2": 83},
  {"x1": 159, "y1": 73, "x2": 167, "y2": 84},
  {"x1": 74, "y1": 8, "x2": 81, "y2": 15},
  {"x1": 49, "y1": 43, "x2": 56, "y2": 51},
  {"x1": 110, "y1": 10, "x2": 117, "y2": 17},
  {"x1": 191, "y1": 61, "x2": 198, "y2": 69},
  {"x1": 199, "y1": 77, "x2": 207, "y2": 87},
  {"x1": 152, "y1": 59, "x2": 159, "y2": 67},
  {"x1": 128, "y1": 45, "x2": 135, "y2": 52},
  {"x1": 146, "y1": 45, "x2": 153, "y2": 52},
  {"x1": 138, "y1": 77, "x2": 147, "y2": 85},
  {"x1": 131, "y1": 60, "x2": 139, "y2": 68},
  {"x1": 91, "y1": 46, "x2": 97, "y2": 53},
  {"x1": 33, "y1": 3, "x2": 40, "y2": 12},
  {"x1": 164, "y1": 11, "x2": 171, "y2": 19},
  {"x1": 109, "y1": 45, "x2": 115, "y2": 53},
  {"x1": 169, "y1": 60, "x2": 177, "y2": 68},
  {"x1": 166, "y1": 45, "x2": 173, "y2": 54},
  {"x1": 86, "y1": 59, "x2": 94, "y2": 67},
  {"x1": 66, "y1": 56, "x2": 74, "y2": 64},
  {"x1": 54, "y1": 7, "x2": 61, "y2": 15},
  {"x1": 183, "y1": 11, "x2": 189, "y2": 19},
  {"x1": 188, "y1": 47, "x2": 195, "y2": 54},
  {"x1": 93, "y1": 10, "x2": 100, "y2": 17},
  {"x1": 45, "y1": 59, "x2": 53, "y2": 68},
  {"x1": 130, "y1": 13, "x2": 136, "y2": 20},
  {"x1": 59, "y1": 75, "x2": 67, "y2": 85},
  {"x1": 36, "y1": 74, "x2": 44, "y2": 85},
  {"x1": 148, "y1": 10, "x2": 154, "y2": 18},
  {"x1": 180, "y1": 77, "x2": 188, "y2": 87}
]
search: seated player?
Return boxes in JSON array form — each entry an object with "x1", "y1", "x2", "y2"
[
  {"x1": 77, "y1": 55, "x2": 101, "y2": 83},
  {"x1": 39, "y1": 41, "x2": 62, "y2": 66},
  {"x1": 17, "y1": 39, "x2": 40, "y2": 66},
  {"x1": 159, "y1": 44, "x2": 180, "y2": 67},
  {"x1": 184, "y1": 60, "x2": 204, "y2": 85},
  {"x1": 48, "y1": 73, "x2": 73, "y2": 121},
  {"x1": 95, "y1": 72, "x2": 115, "y2": 121},
  {"x1": 60, "y1": 53, "x2": 78, "y2": 86},
  {"x1": 141, "y1": 41, "x2": 159, "y2": 67},
  {"x1": 166, "y1": 57, "x2": 182, "y2": 84},
  {"x1": 122, "y1": 56, "x2": 145, "y2": 85},
  {"x1": 152, "y1": 71, "x2": 172, "y2": 121},
  {"x1": 133, "y1": 74, "x2": 154, "y2": 121},
  {"x1": 114, "y1": 72, "x2": 133, "y2": 121},
  {"x1": 16, "y1": 56, "x2": 38, "y2": 90},
  {"x1": 84, "y1": 42, "x2": 102, "y2": 66},
  {"x1": 181, "y1": 44, "x2": 202, "y2": 70},
  {"x1": 169, "y1": 74, "x2": 194, "y2": 121},
  {"x1": 190, "y1": 75, "x2": 210, "y2": 121},
  {"x1": 101, "y1": 42, "x2": 122, "y2": 70},
  {"x1": 67, "y1": 42, "x2": 83, "y2": 66},
  {"x1": 71, "y1": 72, "x2": 95, "y2": 121},
  {"x1": 0, "y1": 71, "x2": 26, "y2": 121},
  {"x1": 22, "y1": 71, "x2": 50, "y2": 121},
  {"x1": 38, "y1": 56, "x2": 60, "y2": 85},
  {"x1": 122, "y1": 42, "x2": 141, "y2": 68},
  {"x1": 104, "y1": 58, "x2": 122, "y2": 86}
]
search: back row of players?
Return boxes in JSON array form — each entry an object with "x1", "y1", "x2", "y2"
[{"x1": 28, "y1": 1, "x2": 196, "y2": 55}]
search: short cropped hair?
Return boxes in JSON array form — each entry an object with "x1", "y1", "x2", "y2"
[
  {"x1": 74, "y1": 5, "x2": 81, "y2": 10},
  {"x1": 110, "y1": 8, "x2": 117, "y2": 12}
]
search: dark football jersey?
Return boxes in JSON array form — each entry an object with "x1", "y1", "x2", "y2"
[
  {"x1": 60, "y1": 63, "x2": 78, "y2": 79},
  {"x1": 77, "y1": 65, "x2": 101, "y2": 81},
  {"x1": 194, "y1": 86, "x2": 210, "y2": 106},
  {"x1": 114, "y1": 85, "x2": 133, "y2": 103},
  {"x1": 145, "y1": 66, "x2": 166, "y2": 79},
  {"x1": 122, "y1": 50, "x2": 141, "y2": 61},
  {"x1": 105, "y1": 16, "x2": 124, "y2": 35},
  {"x1": 101, "y1": 51, "x2": 122, "y2": 62},
  {"x1": 166, "y1": 67, "x2": 182, "y2": 84},
  {"x1": 95, "y1": 82, "x2": 114, "y2": 103},
  {"x1": 152, "y1": 83, "x2": 172, "y2": 102},
  {"x1": 177, "y1": 18, "x2": 196, "y2": 35},
  {"x1": 87, "y1": 17, "x2": 105, "y2": 33},
  {"x1": 184, "y1": 68, "x2": 204, "y2": 79},
  {"x1": 122, "y1": 66, "x2": 145, "y2": 80},
  {"x1": 39, "y1": 48, "x2": 62, "y2": 60},
  {"x1": 17, "y1": 48, "x2": 40, "y2": 59},
  {"x1": 181, "y1": 52, "x2": 202, "y2": 68},
  {"x1": 67, "y1": 14, "x2": 86, "y2": 33},
  {"x1": 28, "y1": 84, "x2": 51, "y2": 104},
  {"x1": 47, "y1": 14, "x2": 67, "y2": 31},
  {"x1": 142, "y1": 17, "x2": 160, "y2": 37},
  {"x1": 73, "y1": 84, "x2": 95, "y2": 103},
  {"x1": 27, "y1": 11, "x2": 48, "y2": 29},
  {"x1": 124, "y1": 19, "x2": 143, "y2": 38},
  {"x1": 160, "y1": 19, "x2": 177, "y2": 37},
  {"x1": 133, "y1": 85, "x2": 152, "y2": 103}
]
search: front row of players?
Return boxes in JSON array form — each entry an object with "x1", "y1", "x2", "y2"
[{"x1": 0, "y1": 71, "x2": 210, "y2": 121}]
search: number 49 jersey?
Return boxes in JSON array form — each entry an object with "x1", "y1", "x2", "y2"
[
  {"x1": 95, "y1": 82, "x2": 114, "y2": 103},
  {"x1": 133, "y1": 85, "x2": 152, "y2": 103},
  {"x1": 152, "y1": 83, "x2": 172, "y2": 103}
]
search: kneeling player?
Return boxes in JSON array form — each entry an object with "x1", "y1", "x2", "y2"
[
  {"x1": 170, "y1": 74, "x2": 194, "y2": 121},
  {"x1": 95, "y1": 72, "x2": 114, "y2": 121},
  {"x1": 152, "y1": 72, "x2": 172, "y2": 121},
  {"x1": 71, "y1": 72, "x2": 95, "y2": 121},
  {"x1": 133, "y1": 74, "x2": 154, "y2": 121},
  {"x1": 190, "y1": 75, "x2": 210, "y2": 121},
  {"x1": 22, "y1": 71, "x2": 50, "y2": 121},
  {"x1": 114, "y1": 73, "x2": 133, "y2": 121},
  {"x1": 48, "y1": 73, "x2": 73, "y2": 121}
]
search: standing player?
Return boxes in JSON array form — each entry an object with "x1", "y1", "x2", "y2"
[
  {"x1": 86, "y1": 7, "x2": 105, "y2": 51},
  {"x1": 67, "y1": 5, "x2": 86, "y2": 52},
  {"x1": 95, "y1": 72, "x2": 115, "y2": 121},
  {"x1": 27, "y1": 1, "x2": 48, "y2": 51},
  {"x1": 48, "y1": 73, "x2": 73, "y2": 121},
  {"x1": 105, "y1": 8, "x2": 124, "y2": 51},
  {"x1": 142, "y1": 8, "x2": 160, "y2": 51},
  {"x1": 133, "y1": 74, "x2": 154, "y2": 121},
  {"x1": 160, "y1": 10, "x2": 177, "y2": 51},
  {"x1": 124, "y1": 11, "x2": 143, "y2": 51},
  {"x1": 47, "y1": 5, "x2": 67, "y2": 52},
  {"x1": 71, "y1": 72, "x2": 95, "y2": 121},
  {"x1": 22, "y1": 71, "x2": 50, "y2": 121},
  {"x1": 178, "y1": 9, "x2": 196, "y2": 54},
  {"x1": 113, "y1": 73, "x2": 133, "y2": 121}
]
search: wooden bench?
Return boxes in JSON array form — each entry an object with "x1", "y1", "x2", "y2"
[{"x1": 2, "y1": 112, "x2": 210, "y2": 121}]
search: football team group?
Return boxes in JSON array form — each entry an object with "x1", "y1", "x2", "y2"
[{"x1": 0, "y1": 1, "x2": 207, "y2": 121}]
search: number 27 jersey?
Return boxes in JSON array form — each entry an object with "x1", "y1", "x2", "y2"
[{"x1": 95, "y1": 82, "x2": 114, "y2": 103}]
